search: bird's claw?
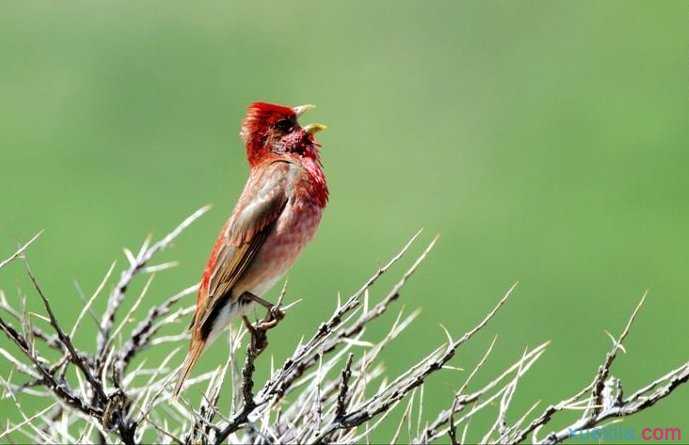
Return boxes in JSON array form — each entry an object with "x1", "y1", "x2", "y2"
[
  {"x1": 242, "y1": 302, "x2": 284, "y2": 353},
  {"x1": 269, "y1": 305, "x2": 285, "y2": 322},
  {"x1": 256, "y1": 306, "x2": 283, "y2": 330},
  {"x1": 240, "y1": 291, "x2": 284, "y2": 325}
]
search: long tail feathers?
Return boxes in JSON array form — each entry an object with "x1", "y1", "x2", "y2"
[{"x1": 173, "y1": 339, "x2": 205, "y2": 398}]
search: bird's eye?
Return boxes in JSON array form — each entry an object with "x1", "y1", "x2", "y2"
[{"x1": 275, "y1": 118, "x2": 294, "y2": 132}]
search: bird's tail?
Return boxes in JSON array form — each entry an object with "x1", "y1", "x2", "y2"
[{"x1": 173, "y1": 339, "x2": 205, "y2": 398}]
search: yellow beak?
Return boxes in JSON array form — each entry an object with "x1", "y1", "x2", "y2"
[{"x1": 303, "y1": 123, "x2": 327, "y2": 135}]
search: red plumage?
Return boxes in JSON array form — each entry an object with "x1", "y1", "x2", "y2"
[{"x1": 174, "y1": 102, "x2": 328, "y2": 396}]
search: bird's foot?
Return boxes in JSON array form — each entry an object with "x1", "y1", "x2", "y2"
[
  {"x1": 241, "y1": 292, "x2": 285, "y2": 328},
  {"x1": 241, "y1": 293, "x2": 285, "y2": 353}
]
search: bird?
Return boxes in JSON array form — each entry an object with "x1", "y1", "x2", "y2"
[{"x1": 173, "y1": 102, "x2": 329, "y2": 396}]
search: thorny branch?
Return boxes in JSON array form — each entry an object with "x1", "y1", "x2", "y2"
[
  {"x1": 96, "y1": 206, "x2": 210, "y2": 364},
  {"x1": 212, "y1": 299, "x2": 286, "y2": 445},
  {"x1": 0, "y1": 208, "x2": 206, "y2": 444},
  {"x1": 0, "y1": 209, "x2": 687, "y2": 445}
]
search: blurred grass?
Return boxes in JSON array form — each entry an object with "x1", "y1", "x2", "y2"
[{"x1": 1, "y1": 0, "x2": 688, "y2": 443}]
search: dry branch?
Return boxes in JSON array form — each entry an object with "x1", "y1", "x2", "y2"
[
  {"x1": 0, "y1": 208, "x2": 687, "y2": 445},
  {"x1": 96, "y1": 206, "x2": 210, "y2": 363}
]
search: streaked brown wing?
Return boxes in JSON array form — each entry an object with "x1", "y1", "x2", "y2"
[{"x1": 195, "y1": 160, "x2": 294, "y2": 335}]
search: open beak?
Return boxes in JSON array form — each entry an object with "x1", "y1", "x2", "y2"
[{"x1": 293, "y1": 104, "x2": 327, "y2": 136}]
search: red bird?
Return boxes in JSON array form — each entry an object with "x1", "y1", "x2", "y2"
[{"x1": 174, "y1": 102, "x2": 328, "y2": 396}]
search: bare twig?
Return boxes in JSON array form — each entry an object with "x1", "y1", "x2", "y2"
[
  {"x1": 1, "y1": 211, "x2": 687, "y2": 445},
  {"x1": 311, "y1": 283, "x2": 517, "y2": 443},
  {"x1": 214, "y1": 301, "x2": 286, "y2": 444},
  {"x1": 24, "y1": 261, "x2": 107, "y2": 404},
  {"x1": 0, "y1": 231, "x2": 43, "y2": 271},
  {"x1": 96, "y1": 206, "x2": 210, "y2": 361},
  {"x1": 114, "y1": 284, "x2": 197, "y2": 382},
  {"x1": 335, "y1": 353, "x2": 354, "y2": 421},
  {"x1": 506, "y1": 293, "x2": 687, "y2": 445}
]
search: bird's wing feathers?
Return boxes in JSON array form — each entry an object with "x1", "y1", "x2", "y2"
[{"x1": 194, "y1": 160, "x2": 294, "y2": 334}]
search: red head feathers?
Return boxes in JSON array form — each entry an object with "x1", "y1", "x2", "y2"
[{"x1": 240, "y1": 102, "x2": 326, "y2": 167}]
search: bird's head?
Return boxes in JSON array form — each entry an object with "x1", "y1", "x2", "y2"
[{"x1": 240, "y1": 102, "x2": 326, "y2": 167}]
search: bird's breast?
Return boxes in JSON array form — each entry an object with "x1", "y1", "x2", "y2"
[{"x1": 235, "y1": 196, "x2": 323, "y2": 297}]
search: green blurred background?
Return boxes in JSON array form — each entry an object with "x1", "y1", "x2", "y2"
[{"x1": 1, "y1": 1, "x2": 688, "y2": 443}]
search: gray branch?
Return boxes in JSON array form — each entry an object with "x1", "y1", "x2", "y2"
[{"x1": 0, "y1": 208, "x2": 687, "y2": 445}]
